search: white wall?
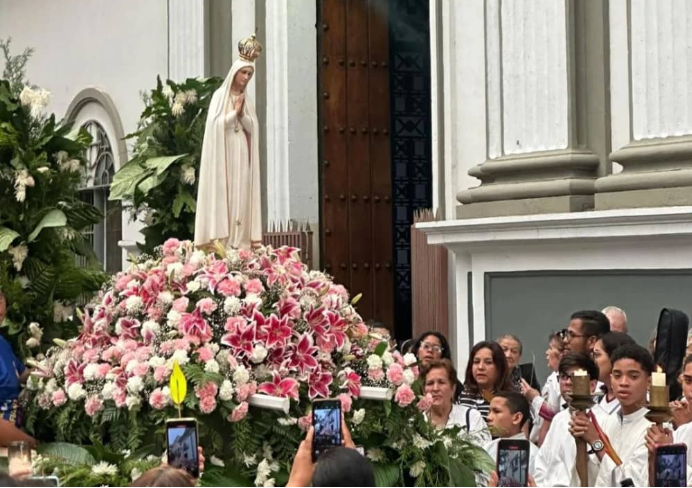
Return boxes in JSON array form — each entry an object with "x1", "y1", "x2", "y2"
[{"x1": 0, "y1": 0, "x2": 168, "y2": 139}]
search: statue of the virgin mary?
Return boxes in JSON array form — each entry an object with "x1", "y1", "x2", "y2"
[{"x1": 194, "y1": 34, "x2": 262, "y2": 250}]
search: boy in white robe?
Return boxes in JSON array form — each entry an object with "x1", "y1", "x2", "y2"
[
  {"x1": 533, "y1": 353, "x2": 602, "y2": 487},
  {"x1": 570, "y1": 343, "x2": 654, "y2": 487}
]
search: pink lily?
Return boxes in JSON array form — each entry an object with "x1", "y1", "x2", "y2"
[
  {"x1": 308, "y1": 370, "x2": 333, "y2": 399},
  {"x1": 258, "y1": 372, "x2": 299, "y2": 400},
  {"x1": 178, "y1": 309, "x2": 212, "y2": 342},
  {"x1": 64, "y1": 359, "x2": 85, "y2": 387},
  {"x1": 221, "y1": 321, "x2": 256, "y2": 357},
  {"x1": 339, "y1": 368, "x2": 362, "y2": 397},
  {"x1": 264, "y1": 314, "x2": 292, "y2": 349},
  {"x1": 287, "y1": 333, "x2": 319, "y2": 375}
]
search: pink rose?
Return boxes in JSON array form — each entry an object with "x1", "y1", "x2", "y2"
[
  {"x1": 245, "y1": 279, "x2": 264, "y2": 294},
  {"x1": 368, "y1": 368, "x2": 385, "y2": 382},
  {"x1": 199, "y1": 396, "x2": 217, "y2": 414},
  {"x1": 196, "y1": 298, "x2": 217, "y2": 315},
  {"x1": 197, "y1": 347, "x2": 214, "y2": 362},
  {"x1": 229, "y1": 401, "x2": 249, "y2": 422},
  {"x1": 154, "y1": 366, "x2": 170, "y2": 383},
  {"x1": 85, "y1": 396, "x2": 104, "y2": 417},
  {"x1": 338, "y1": 393, "x2": 352, "y2": 413},
  {"x1": 394, "y1": 384, "x2": 416, "y2": 407},
  {"x1": 172, "y1": 297, "x2": 190, "y2": 313},
  {"x1": 417, "y1": 393, "x2": 433, "y2": 412},
  {"x1": 236, "y1": 383, "x2": 256, "y2": 402},
  {"x1": 195, "y1": 382, "x2": 219, "y2": 399},
  {"x1": 51, "y1": 389, "x2": 67, "y2": 407},
  {"x1": 298, "y1": 415, "x2": 312, "y2": 431},
  {"x1": 163, "y1": 238, "x2": 181, "y2": 256},
  {"x1": 217, "y1": 278, "x2": 241, "y2": 297},
  {"x1": 96, "y1": 363, "x2": 112, "y2": 378},
  {"x1": 386, "y1": 363, "x2": 404, "y2": 386},
  {"x1": 115, "y1": 274, "x2": 133, "y2": 291},
  {"x1": 149, "y1": 388, "x2": 169, "y2": 410}
]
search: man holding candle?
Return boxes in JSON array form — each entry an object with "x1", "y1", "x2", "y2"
[
  {"x1": 570, "y1": 344, "x2": 654, "y2": 487},
  {"x1": 534, "y1": 353, "x2": 602, "y2": 486}
]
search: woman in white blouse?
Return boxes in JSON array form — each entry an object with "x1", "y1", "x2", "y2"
[{"x1": 421, "y1": 358, "x2": 491, "y2": 446}]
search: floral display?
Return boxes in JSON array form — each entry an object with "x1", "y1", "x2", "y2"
[{"x1": 23, "y1": 240, "x2": 491, "y2": 486}]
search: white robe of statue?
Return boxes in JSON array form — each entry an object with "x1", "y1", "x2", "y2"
[{"x1": 194, "y1": 58, "x2": 262, "y2": 249}]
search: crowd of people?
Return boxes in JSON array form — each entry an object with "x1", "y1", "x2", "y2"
[{"x1": 4, "y1": 290, "x2": 692, "y2": 486}]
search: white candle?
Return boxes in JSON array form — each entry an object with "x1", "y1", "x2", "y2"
[
  {"x1": 652, "y1": 369, "x2": 666, "y2": 387},
  {"x1": 573, "y1": 369, "x2": 587, "y2": 376}
]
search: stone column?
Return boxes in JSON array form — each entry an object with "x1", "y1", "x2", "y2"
[
  {"x1": 454, "y1": 0, "x2": 610, "y2": 218},
  {"x1": 168, "y1": 0, "x2": 208, "y2": 81},
  {"x1": 595, "y1": 0, "x2": 692, "y2": 209}
]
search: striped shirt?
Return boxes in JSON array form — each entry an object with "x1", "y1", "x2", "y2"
[{"x1": 457, "y1": 389, "x2": 492, "y2": 423}]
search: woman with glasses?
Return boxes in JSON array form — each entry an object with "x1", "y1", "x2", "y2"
[
  {"x1": 458, "y1": 341, "x2": 514, "y2": 423},
  {"x1": 411, "y1": 332, "x2": 464, "y2": 403},
  {"x1": 591, "y1": 331, "x2": 635, "y2": 416}
]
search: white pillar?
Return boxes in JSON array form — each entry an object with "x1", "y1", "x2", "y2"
[
  {"x1": 232, "y1": 0, "x2": 257, "y2": 101},
  {"x1": 168, "y1": 0, "x2": 206, "y2": 81}
]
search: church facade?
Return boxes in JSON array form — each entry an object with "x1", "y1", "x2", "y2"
[{"x1": 2, "y1": 0, "x2": 692, "y2": 379}]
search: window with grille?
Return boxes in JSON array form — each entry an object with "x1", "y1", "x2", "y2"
[{"x1": 77, "y1": 120, "x2": 122, "y2": 274}]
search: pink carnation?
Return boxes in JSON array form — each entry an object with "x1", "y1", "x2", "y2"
[
  {"x1": 114, "y1": 388, "x2": 127, "y2": 408},
  {"x1": 394, "y1": 384, "x2": 416, "y2": 407},
  {"x1": 173, "y1": 338, "x2": 191, "y2": 351},
  {"x1": 197, "y1": 347, "x2": 214, "y2": 362},
  {"x1": 236, "y1": 383, "x2": 256, "y2": 402},
  {"x1": 159, "y1": 341, "x2": 175, "y2": 355},
  {"x1": 149, "y1": 388, "x2": 169, "y2": 410},
  {"x1": 102, "y1": 346, "x2": 122, "y2": 362},
  {"x1": 133, "y1": 363, "x2": 149, "y2": 377},
  {"x1": 195, "y1": 382, "x2": 219, "y2": 399},
  {"x1": 196, "y1": 298, "x2": 217, "y2": 315},
  {"x1": 120, "y1": 340, "x2": 138, "y2": 352},
  {"x1": 120, "y1": 352, "x2": 135, "y2": 367},
  {"x1": 146, "y1": 307, "x2": 163, "y2": 321},
  {"x1": 298, "y1": 415, "x2": 312, "y2": 431},
  {"x1": 115, "y1": 274, "x2": 132, "y2": 291},
  {"x1": 163, "y1": 238, "x2": 181, "y2": 256},
  {"x1": 224, "y1": 317, "x2": 246, "y2": 333},
  {"x1": 162, "y1": 255, "x2": 179, "y2": 265},
  {"x1": 51, "y1": 389, "x2": 67, "y2": 407},
  {"x1": 368, "y1": 368, "x2": 385, "y2": 382},
  {"x1": 83, "y1": 348, "x2": 99, "y2": 363},
  {"x1": 96, "y1": 363, "x2": 112, "y2": 378},
  {"x1": 217, "y1": 278, "x2": 241, "y2": 297},
  {"x1": 245, "y1": 279, "x2": 264, "y2": 294},
  {"x1": 154, "y1": 366, "x2": 170, "y2": 383},
  {"x1": 353, "y1": 322, "x2": 369, "y2": 337},
  {"x1": 85, "y1": 396, "x2": 104, "y2": 417},
  {"x1": 172, "y1": 297, "x2": 190, "y2": 313},
  {"x1": 338, "y1": 393, "x2": 352, "y2": 413},
  {"x1": 135, "y1": 347, "x2": 153, "y2": 362},
  {"x1": 199, "y1": 396, "x2": 217, "y2": 414},
  {"x1": 238, "y1": 249, "x2": 254, "y2": 260},
  {"x1": 229, "y1": 401, "x2": 249, "y2": 422},
  {"x1": 417, "y1": 393, "x2": 433, "y2": 412},
  {"x1": 386, "y1": 363, "x2": 404, "y2": 386}
]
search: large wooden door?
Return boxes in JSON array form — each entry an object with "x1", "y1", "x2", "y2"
[{"x1": 318, "y1": 0, "x2": 395, "y2": 329}]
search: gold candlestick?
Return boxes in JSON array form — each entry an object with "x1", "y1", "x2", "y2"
[{"x1": 566, "y1": 370, "x2": 600, "y2": 488}]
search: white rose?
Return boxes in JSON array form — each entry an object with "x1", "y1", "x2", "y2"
[
  {"x1": 158, "y1": 291, "x2": 174, "y2": 305},
  {"x1": 204, "y1": 359, "x2": 220, "y2": 374},
  {"x1": 102, "y1": 382, "x2": 115, "y2": 400},
  {"x1": 382, "y1": 351, "x2": 394, "y2": 366},
  {"x1": 223, "y1": 296, "x2": 241, "y2": 315},
  {"x1": 402, "y1": 369, "x2": 415, "y2": 386},
  {"x1": 166, "y1": 310, "x2": 181, "y2": 327},
  {"x1": 366, "y1": 354, "x2": 383, "y2": 370},
  {"x1": 403, "y1": 353, "x2": 417, "y2": 366},
  {"x1": 219, "y1": 380, "x2": 234, "y2": 401},
  {"x1": 186, "y1": 281, "x2": 201, "y2": 293},
  {"x1": 233, "y1": 365, "x2": 250, "y2": 386},
  {"x1": 126, "y1": 395, "x2": 141, "y2": 410},
  {"x1": 83, "y1": 363, "x2": 98, "y2": 381},
  {"x1": 251, "y1": 345, "x2": 268, "y2": 364},
  {"x1": 126, "y1": 376, "x2": 144, "y2": 394},
  {"x1": 125, "y1": 295, "x2": 144, "y2": 313},
  {"x1": 67, "y1": 383, "x2": 86, "y2": 400},
  {"x1": 352, "y1": 408, "x2": 365, "y2": 425}
]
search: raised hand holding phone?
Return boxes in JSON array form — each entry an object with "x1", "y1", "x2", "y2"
[
  {"x1": 311, "y1": 399, "x2": 342, "y2": 461},
  {"x1": 496, "y1": 438, "x2": 530, "y2": 487}
]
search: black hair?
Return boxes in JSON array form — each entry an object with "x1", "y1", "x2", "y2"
[
  {"x1": 497, "y1": 334, "x2": 523, "y2": 355},
  {"x1": 312, "y1": 447, "x2": 375, "y2": 487},
  {"x1": 494, "y1": 390, "x2": 531, "y2": 428},
  {"x1": 599, "y1": 332, "x2": 636, "y2": 358},
  {"x1": 411, "y1": 331, "x2": 452, "y2": 361},
  {"x1": 611, "y1": 343, "x2": 655, "y2": 375},
  {"x1": 570, "y1": 310, "x2": 611, "y2": 338},
  {"x1": 464, "y1": 341, "x2": 514, "y2": 394},
  {"x1": 558, "y1": 353, "x2": 599, "y2": 381}
]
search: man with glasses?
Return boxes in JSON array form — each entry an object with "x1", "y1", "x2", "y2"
[{"x1": 563, "y1": 310, "x2": 610, "y2": 355}]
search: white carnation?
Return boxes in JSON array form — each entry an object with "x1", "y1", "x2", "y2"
[
  {"x1": 409, "y1": 460, "x2": 426, "y2": 478},
  {"x1": 28, "y1": 322, "x2": 42, "y2": 339},
  {"x1": 204, "y1": 359, "x2": 220, "y2": 374},
  {"x1": 166, "y1": 263, "x2": 184, "y2": 280},
  {"x1": 402, "y1": 369, "x2": 415, "y2": 386},
  {"x1": 264, "y1": 479, "x2": 275, "y2": 487},
  {"x1": 223, "y1": 296, "x2": 241, "y2": 315},
  {"x1": 233, "y1": 365, "x2": 250, "y2": 386},
  {"x1": 36, "y1": 166, "x2": 50, "y2": 173},
  {"x1": 91, "y1": 461, "x2": 118, "y2": 477},
  {"x1": 125, "y1": 295, "x2": 144, "y2": 313},
  {"x1": 251, "y1": 345, "x2": 268, "y2": 364},
  {"x1": 25, "y1": 337, "x2": 40, "y2": 349},
  {"x1": 366, "y1": 354, "x2": 383, "y2": 370},
  {"x1": 45, "y1": 378, "x2": 58, "y2": 394},
  {"x1": 403, "y1": 353, "x2": 417, "y2": 366},
  {"x1": 219, "y1": 380, "x2": 234, "y2": 401},
  {"x1": 126, "y1": 395, "x2": 141, "y2": 410},
  {"x1": 181, "y1": 165, "x2": 196, "y2": 185},
  {"x1": 148, "y1": 356, "x2": 166, "y2": 368},
  {"x1": 169, "y1": 349, "x2": 189, "y2": 366},
  {"x1": 166, "y1": 310, "x2": 181, "y2": 328},
  {"x1": 158, "y1": 291, "x2": 174, "y2": 305},
  {"x1": 126, "y1": 376, "x2": 144, "y2": 394},
  {"x1": 102, "y1": 382, "x2": 115, "y2": 400},
  {"x1": 244, "y1": 293, "x2": 263, "y2": 306},
  {"x1": 83, "y1": 363, "x2": 99, "y2": 381},
  {"x1": 352, "y1": 408, "x2": 365, "y2": 425},
  {"x1": 189, "y1": 250, "x2": 207, "y2": 268},
  {"x1": 171, "y1": 102, "x2": 185, "y2": 117},
  {"x1": 142, "y1": 320, "x2": 160, "y2": 337},
  {"x1": 19, "y1": 86, "x2": 34, "y2": 106},
  {"x1": 255, "y1": 459, "x2": 272, "y2": 487},
  {"x1": 277, "y1": 417, "x2": 298, "y2": 426},
  {"x1": 67, "y1": 382, "x2": 86, "y2": 400},
  {"x1": 382, "y1": 351, "x2": 394, "y2": 366},
  {"x1": 186, "y1": 281, "x2": 201, "y2": 293},
  {"x1": 9, "y1": 245, "x2": 28, "y2": 271}
]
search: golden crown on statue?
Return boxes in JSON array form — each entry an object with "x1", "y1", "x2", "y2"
[{"x1": 238, "y1": 33, "x2": 262, "y2": 62}]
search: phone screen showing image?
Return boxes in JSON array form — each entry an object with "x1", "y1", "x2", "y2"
[
  {"x1": 166, "y1": 419, "x2": 199, "y2": 478},
  {"x1": 656, "y1": 444, "x2": 687, "y2": 487},
  {"x1": 497, "y1": 439, "x2": 530, "y2": 487},
  {"x1": 312, "y1": 400, "x2": 342, "y2": 461}
]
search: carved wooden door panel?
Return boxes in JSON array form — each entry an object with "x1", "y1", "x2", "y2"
[{"x1": 318, "y1": 0, "x2": 394, "y2": 329}]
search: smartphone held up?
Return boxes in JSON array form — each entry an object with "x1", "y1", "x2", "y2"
[
  {"x1": 655, "y1": 443, "x2": 687, "y2": 487},
  {"x1": 496, "y1": 438, "x2": 530, "y2": 487},
  {"x1": 166, "y1": 418, "x2": 200, "y2": 479},
  {"x1": 312, "y1": 399, "x2": 342, "y2": 461}
]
